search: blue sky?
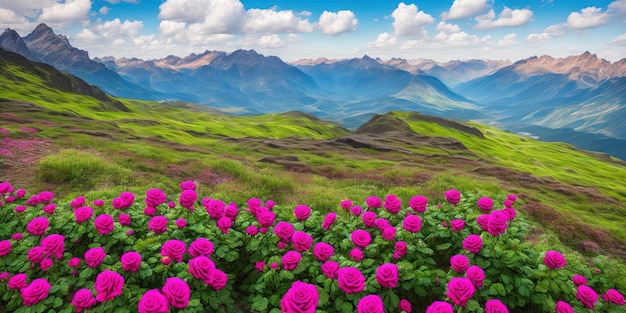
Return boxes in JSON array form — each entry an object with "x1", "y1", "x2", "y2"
[{"x1": 1, "y1": 0, "x2": 625, "y2": 62}]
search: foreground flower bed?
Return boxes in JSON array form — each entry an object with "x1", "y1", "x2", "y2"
[{"x1": 0, "y1": 181, "x2": 624, "y2": 313}]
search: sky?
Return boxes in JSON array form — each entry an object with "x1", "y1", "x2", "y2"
[{"x1": 1, "y1": 0, "x2": 625, "y2": 62}]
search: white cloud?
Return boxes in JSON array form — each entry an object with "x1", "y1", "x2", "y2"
[
  {"x1": 441, "y1": 0, "x2": 489, "y2": 20},
  {"x1": 0, "y1": 8, "x2": 32, "y2": 31},
  {"x1": 99, "y1": 6, "x2": 110, "y2": 15},
  {"x1": 497, "y1": 33, "x2": 517, "y2": 46},
  {"x1": 609, "y1": 0, "x2": 626, "y2": 20},
  {"x1": 0, "y1": 0, "x2": 56, "y2": 18},
  {"x1": 159, "y1": 0, "x2": 245, "y2": 33},
  {"x1": 474, "y1": 7, "x2": 533, "y2": 30},
  {"x1": 368, "y1": 32, "x2": 398, "y2": 48},
  {"x1": 244, "y1": 8, "x2": 313, "y2": 33},
  {"x1": 612, "y1": 33, "x2": 626, "y2": 45},
  {"x1": 567, "y1": 7, "x2": 610, "y2": 29},
  {"x1": 391, "y1": 3, "x2": 434, "y2": 37},
  {"x1": 256, "y1": 34, "x2": 284, "y2": 48},
  {"x1": 433, "y1": 21, "x2": 488, "y2": 47},
  {"x1": 75, "y1": 28, "x2": 98, "y2": 41},
  {"x1": 436, "y1": 21, "x2": 461, "y2": 33},
  {"x1": 317, "y1": 10, "x2": 358, "y2": 36},
  {"x1": 159, "y1": 20, "x2": 187, "y2": 38},
  {"x1": 38, "y1": 0, "x2": 91, "y2": 24}
]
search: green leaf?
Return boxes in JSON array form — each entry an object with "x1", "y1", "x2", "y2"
[
  {"x1": 251, "y1": 297, "x2": 268, "y2": 312},
  {"x1": 435, "y1": 243, "x2": 452, "y2": 250},
  {"x1": 53, "y1": 297, "x2": 63, "y2": 308},
  {"x1": 535, "y1": 279, "x2": 549, "y2": 293},
  {"x1": 279, "y1": 270, "x2": 294, "y2": 281},
  {"x1": 466, "y1": 300, "x2": 480, "y2": 311},
  {"x1": 341, "y1": 302, "x2": 353, "y2": 313}
]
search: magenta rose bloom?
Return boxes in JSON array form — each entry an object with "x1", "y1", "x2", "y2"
[
  {"x1": 294, "y1": 204, "x2": 311, "y2": 220},
  {"x1": 161, "y1": 240, "x2": 186, "y2": 263},
  {"x1": 40, "y1": 258, "x2": 53, "y2": 272},
  {"x1": 209, "y1": 269, "x2": 228, "y2": 290},
  {"x1": 8, "y1": 273, "x2": 27, "y2": 290},
  {"x1": 403, "y1": 214, "x2": 422, "y2": 233},
  {"x1": 572, "y1": 274, "x2": 587, "y2": 286},
  {"x1": 118, "y1": 213, "x2": 131, "y2": 226},
  {"x1": 145, "y1": 188, "x2": 167, "y2": 207},
  {"x1": 282, "y1": 251, "x2": 302, "y2": 270},
  {"x1": 144, "y1": 206, "x2": 156, "y2": 216},
  {"x1": 322, "y1": 261, "x2": 339, "y2": 279},
  {"x1": 14, "y1": 205, "x2": 26, "y2": 213},
  {"x1": 313, "y1": 242, "x2": 334, "y2": 261},
  {"x1": 27, "y1": 216, "x2": 49, "y2": 236},
  {"x1": 465, "y1": 265, "x2": 485, "y2": 288},
  {"x1": 450, "y1": 255, "x2": 470, "y2": 273},
  {"x1": 351, "y1": 229, "x2": 372, "y2": 248},
  {"x1": 341, "y1": 199, "x2": 352, "y2": 210},
  {"x1": 337, "y1": 267, "x2": 365, "y2": 294},
  {"x1": 247, "y1": 197, "x2": 261, "y2": 215},
  {"x1": 84, "y1": 247, "x2": 106, "y2": 268},
  {"x1": 446, "y1": 277, "x2": 475, "y2": 307},
  {"x1": 162, "y1": 277, "x2": 190, "y2": 309},
  {"x1": 217, "y1": 216, "x2": 232, "y2": 234},
  {"x1": 398, "y1": 299, "x2": 412, "y2": 313},
  {"x1": 71, "y1": 196, "x2": 86, "y2": 209},
  {"x1": 281, "y1": 281, "x2": 319, "y2": 313},
  {"x1": 375, "y1": 218, "x2": 390, "y2": 230},
  {"x1": 38, "y1": 191, "x2": 54, "y2": 203},
  {"x1": 21, "y1": 278, "x2": 50, "y2": 306},
  {"x1": 351, "y1": 206, "x2": 362, "y2": 216},
  {"x1": 68, "y1": 257, "x2": 81, "y2": 267},
  {"x1": 28, "y1": 246, "x2": 45, "y2": 264},
  {"x1": 476, "y1": 197, "x2": 493, "y2": 212},
  {"x1": 189, "y1": 238, "x2": 214, "y2": 258},
  {"x1": 74, "y1": 207, "x2": 93, "y2": 224},
  {"x1": 444, "y1": 190, "x2": 461, "y2": 205},
  {"x1": 255, "y1": 261, "x2": 265, "y2": 272},
  {"x1": 322, "y1": 212, "x2": 337, "y2": 230},
  {"x1": 225, "y1": 202, "x2": 239, "y2": 219},
  {"x1": 121, "y1": 251, "x2": 142, "y2": 272},
  {"x1": 180, "y1": 180, "x2": 196, "y2": 191},
  {"x1": 381, "y1": 226, "x2": 397, "y2": 240},
  {"x1": 362, "y1": 211, "x2": 377, "y2": 227},
  {"x1": 148, "y1": 216, "x2": 168, "y2": 234},
  {"x1": 179, "y1": 190, "x2": 197, "y2": 208},
  {"x1": 502, "y1": 208, "x2": 516, "y2": 220},
  {"x1": 357, "y1": 295, "x2": 384, "y2": 313},
  {"x1": 111, "y1": 197, "x2": 124, "y2": 209},
  {"x1": 274, "y1": 221, "x2": 294, "y2": 243},
  {"x1": 93, "y1": 199, "x2": 105, "y2": 207},
  {"x1": 138, "y1": 289, "x2": 169, "y2": 313},
  {"x1": 476, "y1": 214, "x2": 489, "y2": 231},
  {"x1": 576, "y1": 285, "x2": 598, "y2": 310},
  {"x1": 450, "y1": 219, "x2": 465, "y2": 232},
  {"x1": 72, "y1": 288, "x2": 96, "y2": 312},
  {"x1": 485, "y1": 299, "x2": 508, "y2": 313},
  {"x1": 0, "y1": 240, "x2": 11, "y2": 257},
  {"x1": 292, "y1": 231, "x2": 313, "y2": 252},
  {"x1": 206, "y1": 199, "x2": 225, "y2": 219},
  {"x1": 487, "y1": 211, "x2": 507, "y2": 236},
  {"x1": 350, "y1": 247, "x2": 364, "y2": 261},
  {"x1": 555, "y1": 301, "x2": 573, "y2": 313},
  {"x1": 26, "y1": 195, "x2": 40, "y2": 206},
  {"x1": 507, "y1": 194, "x2": 517, "y2": 203},
  {"x1": 94, "y1": 214, "x2": 114, "y2": 235},
  {"x1": 43, "y1": 203, "x2": 56, "y2": 214},
  {"x1": 188, "y1": 256, "x2": 216, "y2": 284},
  {"x1": 462, "y1": 234, "x2": 483, "y2": 254},
  {"x1": 384, "y1": 194, "x2": 402, "y2": 214},
  {"x1": 544, "y1": 250, "x2": 566, "y2": 269},
  {"x1": 603, "y1": 289, "x2": 625, "y2": 305},
  {"x1": 39, "y1": 236, "x2": 62, "y2": 259},
  {"x1": 257, "y1": 209, "x2": 276, "y2": 227},
  {"x1": 246, "y1": 225, "x2": 258, "y2": 236},
  {"x1": 366, "y1": 196, "x2": 382, "y2": 209},
  {"x1": 376, "y1": 263, "x2": 398, "y2": 289},
  {"x1": 12, "y1": 233, "x2": 22, "y2": 241},
  {"x1": 119, "y1": 191, "x2": 135, "y2": 208},
  {"x1": 175, "y1": 218, "x2": 187, "y2": 229},
  {"x1": 395, "y1": 241, "x2": 407, "y2": 259},
  {"x1": 409, "y1": 195, "x2": 428, "y2": 213}
]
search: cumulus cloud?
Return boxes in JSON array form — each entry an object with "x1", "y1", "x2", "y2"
[
  {"x1": 0, "y1": 0, "x2": 57, "y2": 18},
  {"x1": 566, "y1": 7, "x2": 610, "y2": 29},
  {"x1": 391, "y1": 3, "x2": 434, "y2": 37},
  {"x1": 612, "y1": 33, "x2": 626, "y2": 45},
  {"x1": 441, "y1": 0, "x2": 489, "y2": 20},
  {"x1": 317, "y1": 10, "x2": 358, "y2": 36},
  {"x1": 526, "y1": 23, "x2": 567, "y2": 42},
  {"x1": 0, "y1": 8, "x2": 33, "y2": 31},
  {"x1": 474, "y1": 7, "x2": 533, "y2": 30},
  {"x1": 38, "y1": 0, "x2": 91, "y2": 24},
  {"x1": 99, "y1": 6, "x2": 110, "y2": 15},
  {"x1": 497, "y1": 33, "x2": 517, "y2": 46},
  {"x1": 244, "y1": 8, "x2": 313, "y2": 33},
  {"x1": 368, "y1": 32, "x2": 398, "y2": 48},
  {"x1": 433, "y1": 21, "x2": 488, "y2": 47},
  {"x1": 159, "y1": 0, "x2": 245, "y2": 33},
  {"x1": 74, "y1": 18, "x2": 143, "y2": 46}
]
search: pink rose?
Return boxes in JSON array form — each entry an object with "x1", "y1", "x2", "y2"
[
  {"x1": 118, "y1": 213, "x2": 131, "y2": 226},
  {"x1": 322, "y1": 261, "x2": 339, "y2": 279},
  {"x1": 247, "y1": 197, "x2": 261, "y2": 215},
  {"x1": 366, "y1": 196, "x2": 382, "y2": 209},
  {"x1": 28, "y1": 246, "x2": 45, "y2": 264},
  {"x1": 93, "y1": 199, "x2": 105, "y2": 207},
  {"x1": 282, "y1": 251, "x2": 301, "y2": 270},
  {"x1": 444, "y1": 189, "x2": 461, "y2": 205},
  {"x1": 37, "y1": 191, "x2": 54, "y2": 203},
  {"x1": 576, "y1": 285, "x2": 598, "y2": 310},
  {"x1": 476, "y1": 197, "x2": 493, "y2": 212},
  {"x1": 544, "y1": 250, "x2": 566, "y2": 269},
  {"x1": 94, "y1": 214, "x2": 114, "y2": 235},
  {"x1": 119, "y1": 191, "x2": 135, "y2": 208},
  {"x1": 507, "y1": 194, "x2": 517, "y2": 203},
  {"x1": 144, "y1": 206, "x2": 156, "y2": 216},
  {"x1": 162, "y1": 277, "x2": 190, "y2": 309},
  {"x1": 206, "y1": 199, "x2": 225, "y2": 219},
  {"x1": 217, "y1": 216, "x2": 232, "y2": 234},
  {"x1": 322, "y1": 212, "x2": 337, "y2": 230},
  {"x1": 476, "y1": 214, "x2": 489, "y2": 231},
  {"x1": 502, "y1": 208, "x2": 516, "y2": 220},
  {"x1": 357, "y1": 295, "x2": 384, "y2": 313},
  {"x1": 179, "y1": 190, "x2": 197, "y2": 208},
  {"x1": 281, "y1": 281, "x2": 319, "y2": 313},
  {"x1": 462, "y1": 234, "x2": 483, "y2": 254},
  {"x1": 72, "y1": 288, "x2": 96, "y2": 312},
  {"x1": 145, "y1": 188, "x2": 167, "y2": 207},
  {"x1": 341, "y1": 199, "x2": 352, "y2": 210},
  {"x1": 450, "y1": 255, "x2": 470, "y2": 273},
  {"x1": 351, "y1": 206, "x2": 362, "y2": 216},
  {"x1": 270, "y1": 262, "x2": 278, "y2": 270},
  {"x1": 84, "y1": 247, "x2": 106, "y2": 268},
  {"x1": 14, "y1": 205, "x2": 26, "y2": 213},
  {"x1": 381, "y1": 226, "x2": 396, "y2": 240},
  {"x1": 409, "y1": 195, "x2": 428, "y2": 213},
  {"x1": 208, "y1": 269, "x2": 227, "y2": 290},
  {"x1": 313, "y1": 242, "x2": 334, "y2": 261},
  {"x1": 446, "y1": 278, "x2": 475, "y2": 307},
  {"x1": 572, "y1": 274, "x2": 587, "y2": 286},
  {"x1": 11, "y1": 233, "x2": 22, "y2": 241},
  {"x1": 74, "y1": 207, "x2": 93, "y2": 224},
  {"x1": 16, "y1": 189, "x2": 27, "y2": 198},
  {"x1": 337, "y1": 267, "x2": 365, "y2": 294},
  {"x1": 257, "y1": 209, "x2": 276, "y2": 227},
  {"x1": 68, "y1": 257, "x2": 81, "y2": 267},
  {"x1": 361, "y1": 211, "x2": 377, "y2": 228},
  {"x1": 41, "y1": 234, "x2": 64, "y2": 259},
  {"x1": 71, "y1": 196, "x2": 85, "y2": 209},
  {"x1": 350, "y1": 247, "x2": 364, "y2": 261},
  {"x1": 487, "y1": 211, "x2": 507, "y2": 236},
  {"x1": 26, "y1": 195, "x2": 39, "y2": 206},
  {"x1": 121, "y1": 251, "x2": 142, "y2": 272},
  {"x1": 274, "y1": 221, "x2": 294, "y2": 243},
  {"x1": 292, "y1": 231, "x2": 313, "y2": 252},
  {"x1": 138, "y1": 289, "x2": 169, "y2": 313},
  {"x1": 161, "y1": 240, "x2": 186, "y2": 263},
  {"x1": 466, "y1": 265, "x2": 485, "y2": 288},
  {"x1": 395, "y1": 241, "x2": 407, "y2": 258},
  {"x1": 27, "y1": 216, "x2": 49, "y2": 236},
  {"x1": 8, "y1": 273, "x2": 27, "y2": 290},
  {"x1": 246, "y1": 225, "x2": 258, "y2": 236},
  {"x1": 0, "y1": 240, "x2": 11, "y2": 257},
  {"x1": 224, "y1": 202, "x2": 238, "y2": 219},
  {"x1": 255, "y1": 261, "x2": 265, "y2": 272},
  {"x1": 398, "y1": 299, "x2": 412, "y2": 313},
  {"x1": 265, "y1": 199, "x2": 275, "y2": 209},
  {"x1": 555, "y1": 301, "x2": 573, "y2": 313},
  {"x1": 376, "y1": 263, "x2": 398, "y2": 289},
  {"x1": 148, "y1": 216, "x2": 168, "y2": 234},
  {"x1": 95, "y1": 270, "x2": 125, "y2": 302},
  {"x1": 602, "y1": 289, "x2": 625, "y2": 305},
  {"x1": 294, "y1": 204, "x2": 311, "y2": 220},
  {"x1": 43, "y1": 203, "x2": 56, "y2": 214},
  {"x1": 21, "y1": 278, "x2": 50, "y2": 306},
  {"x1": 375, "y1": 218, "x2": 389, "y2": 230},
  {"x1": 450, "y1": 219, "x2": 465, "y2": 232},
  {"x1": 188, "y1": 256, "x2": 216, "y2": 284},
  {"x1": 111, "y1": 197, "x2": 125, "y2": 209},
  {"x1": 351, "y1": 229, "x2": 372, "y2": 248},
  {"x1": 40, "y1": 258, "x2": 53, "y2": 271},
  {"x1": 402, "y1": 214, "x2": 422, "y2": 233},
  {"x1": 180, "y1": 180, "x2": 196, "y2": 191},
  {"x1": 167, "y1": 201, "x2": 175, "y2": 208},
  {"x1": 189, "y1": 238, "x2": 214, "y2": 258},
  {"x1": 384, "y1": 194, "x2": 402, "y2": 214},
  {"x1": 485, "y1": 299, "x2": 508, "y2": 313}
]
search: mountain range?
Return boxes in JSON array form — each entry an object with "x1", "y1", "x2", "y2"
[{"x1": 1, "y1": 24, "x2": 625, "y2": 160}]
